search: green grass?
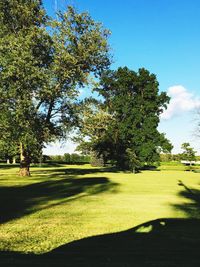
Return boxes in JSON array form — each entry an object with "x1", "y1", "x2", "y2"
[{"x1": 1, "y1": 163, "x2": 200, "y2": 266}]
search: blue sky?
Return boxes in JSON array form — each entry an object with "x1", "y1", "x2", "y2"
[{"x1": 43, "y1": 0, "x2": 200, "y2": 155}]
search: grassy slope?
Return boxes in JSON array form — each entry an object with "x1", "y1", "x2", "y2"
[{"x1": 1, "y1": 163, "x2": 200, "y2": 256}]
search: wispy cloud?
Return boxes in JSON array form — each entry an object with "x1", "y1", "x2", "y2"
[{"x1": 160, "y1": 85, "x2": 200, "y2": 120}]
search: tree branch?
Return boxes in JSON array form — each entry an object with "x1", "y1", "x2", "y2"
[
  {"x1": 36, "y1": 100, "x2": 43, "y2": 112},
  {"x1": 46, "y1": 100, "x2": 54, "y2": 123}
]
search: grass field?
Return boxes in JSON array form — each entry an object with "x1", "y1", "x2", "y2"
[{"x1": 1, "y1": 163, "x2": 200, "y2": 266}]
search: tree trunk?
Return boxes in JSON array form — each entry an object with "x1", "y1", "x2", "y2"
[
  {"x1": 189, "y1": 161, "x2": 192, "y2": 171},
  {"x1": 7, "y1": 159, "x2": 10, "y2": 164},
  {"x1": 19, "y1": 142, "x2": 31, "y2": 176},
  {"x1": 12, "y1": 157, "x2": 16, "y2": 164}
]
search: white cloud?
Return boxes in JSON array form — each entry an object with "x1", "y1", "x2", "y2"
[{"x1": 160, "y1": 85, "x2": 200, "y2": 120}]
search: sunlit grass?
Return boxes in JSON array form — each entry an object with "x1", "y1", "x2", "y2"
[
  {"x1": 158, "y1": 161, "x2": 200, "y2": 171},
  {"x1": 0, "y1": 163, "x2": 200, "y2": 254}
]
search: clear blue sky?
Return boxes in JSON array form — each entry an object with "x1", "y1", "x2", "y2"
[{"x1": 43, "y1": 0, "x2": 200, "y2": 155}]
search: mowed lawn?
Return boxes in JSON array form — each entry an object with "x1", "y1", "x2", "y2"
[
  {"x1": 0, "y1": 165, "x2": 200, "y2": 253},
  {"x1": 1, "y1": 163, "x2": 200, "y2": 256}
]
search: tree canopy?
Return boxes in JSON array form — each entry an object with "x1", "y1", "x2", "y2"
[{"x1": 77, "y1": 67, "x2": 173, "y2": 171}]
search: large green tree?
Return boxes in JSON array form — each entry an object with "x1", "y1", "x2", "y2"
[
  {"x1": 0, "y1": 1, "x2": 111, "y2": 175},
  {"x1": 78, "y1": 67, "x2": 172, "y2": 170}
]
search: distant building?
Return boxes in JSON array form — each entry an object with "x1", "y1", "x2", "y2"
[{"x1": 181, "y1": 160, "x2": 200, "y2": 165}]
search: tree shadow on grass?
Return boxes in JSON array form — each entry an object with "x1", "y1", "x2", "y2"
[
  {"x1": 31, "y1": 166, "x2": 120, "y2": 177},
  {"x1": 0, "y1": 176, "x2": 118, "y2": 224},
  {"x1": 1, "y1": 218, "x2": 200, "y2": 266},
  {"x1": 174, "y1": 180, "x2": 200, "y2": 218},
  {"x1": 140, "y1": 165, "x2": 160, "y2": 171},
  {"x1": 0, "y1": 164, "x2": 19, "y2": 170},
  {"x1": 31, "y1": 163, "x2": 67, "y2": 168}
]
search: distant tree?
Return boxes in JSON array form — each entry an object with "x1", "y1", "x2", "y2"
[
  {"x1": 52, "y1": 155, "x2": 63, "y2": 162},
  {"x1": 171, "y1": 154, "x2": 182, "y2": 161},
  {"x1": 0, "y1": 2, "x2": 111, "y2": 176},
  {"x1": 181, "y1": 143, "x2": 196, "y2": 163},
  {"x1": 64, "y1": 153, "x2": 71, "y2": 163},
  {"x1": 79, "y1": 154, "x2": 90, "y2": 163},
  {"x1": 70, "y1": 153, "x2": 80, "y2": 164}
]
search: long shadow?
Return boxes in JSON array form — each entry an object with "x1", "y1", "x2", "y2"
[
  {"x1": 32, "y1": 166, "x2": 120, "y2": 177},
  {"x1": 1, "y1": 218, "x2": 200, "y2": 266},
  {"x1": 0, "y1": 164, "x2": 19, "y2": 170},
  {"x1": 174, "y1": 180, "x2": 200, "y2": 218},
  {"x1": 0, "y1": 176, "x2": 118, "y2": 224},
  {"x1": 31, "y1": 163, "x2": 66, "y2": 168}
]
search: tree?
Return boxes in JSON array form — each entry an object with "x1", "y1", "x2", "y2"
[
  {"x1": 78, "y1": 67, "x2": 173, "y2": 170},
  {"x1": 0, "y1": 2, "x2": 111, "y2": 176},
  {"x1": 75, "y1": 99, "x2": 114, "y2": 166},
  {"x1": 70, "y1": 153, "x2": 80, "y2": 164},
  {"x1": 63, "y1": 153, "x2": 71, "y2": 163},
  {"x1": 181, "y1": 143, "x2": 196, "y2": 169}
]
